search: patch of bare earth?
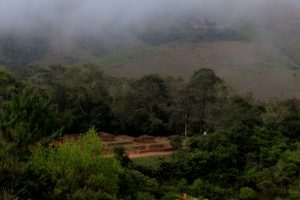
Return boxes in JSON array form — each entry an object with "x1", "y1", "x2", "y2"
[{"x1": 53, "y1": 133, "x2": 176, "y2": 158}]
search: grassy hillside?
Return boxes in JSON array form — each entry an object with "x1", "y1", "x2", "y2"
[
  {"x1": 90, "y1": 40, "x2": 300, "y2": 100},
  {"x1": 1, "y1": 21, "x2": 300, "y2": 100}
]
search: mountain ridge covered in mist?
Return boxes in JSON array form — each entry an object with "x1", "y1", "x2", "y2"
[{"x1": 1, "y1": 0, "x2": 300, "y2": 99}]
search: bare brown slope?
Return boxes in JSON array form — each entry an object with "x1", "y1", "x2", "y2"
[{"x1": 98, "y1": 40, "x2": 300, "y2": 100}]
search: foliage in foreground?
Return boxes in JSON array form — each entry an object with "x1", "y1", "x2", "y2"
[
  {"x1": 27, "y1": 128, "x2": 119, "y2": 199},
  {"x1": 0, "y1": 65, "x2": 299, "y2": 199},
  {"x1": 1, "y1": 129, "x2": 120, "y2": 200}
]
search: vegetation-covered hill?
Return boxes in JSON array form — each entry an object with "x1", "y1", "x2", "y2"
[{"x1": 1, "y1": 14, "x2": 300, "y2": 99}]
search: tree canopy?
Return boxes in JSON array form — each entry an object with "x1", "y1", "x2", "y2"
[{"x1": 0, "y1": 65, "x2": 299, "y2": 200}]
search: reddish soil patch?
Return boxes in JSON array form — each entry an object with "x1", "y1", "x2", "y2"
[
  {"x1": 52, "y1": 133, "x2": 175, "y2": 158},
  {"x1": 98, "y1": 132, "x2": 115, "y2": 142},
  {"x1": 109, "y1": 134, "x2": 175, "y2": 157},
  {"x1": 119, "y1": 135, "x2": 135, "y2": 141},
  {"x1": 134, "y1": 135, "x2": 156, "y2": 143}
]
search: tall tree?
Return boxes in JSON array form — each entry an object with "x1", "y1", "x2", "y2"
[
  {"x1": 167, "y1": 77, "x2": 191, "y2": 137},
  {"x1": 131, "y1": 74, "x2": 169, "y2": 115},
  {"x1": 264, "y1": 98, "x2": 300, "y2": 140},
  {"x1": 118, "y1": 74, "x2": 170, "y2": 135},
  {"x1": 0, "y1": 89, "x2": 62, "y2": 155},
  {"x1": 29, "y1": 64, "x2": 112, "y2": 132},
  {"x1": 188, "y1": 68, "x2": 227, "y2": 134}
]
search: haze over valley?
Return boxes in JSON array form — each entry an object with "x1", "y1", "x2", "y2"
[{"x1": 1, "y1": 0, "x2": 300, "y2": 99}]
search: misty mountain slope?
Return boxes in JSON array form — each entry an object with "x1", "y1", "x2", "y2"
[
  {"x1": 1, "y1": 25, "x2": 300, "y2": 100},
  {"x1": 1, "y1": 0, "x2": 300, "y2": 99},
  {"x1": 91, "y1": 39, "x2": 300, "y2": 100}
]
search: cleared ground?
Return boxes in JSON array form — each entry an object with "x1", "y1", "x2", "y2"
[
  {"x1": 54, "y1": 133, "x2": 177, "y2": 159},
  {"x1": 101, "y1": 135, "x2": 176, "y2": 158}
]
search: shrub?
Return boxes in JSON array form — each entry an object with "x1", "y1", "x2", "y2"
[
  {"x1": 239, "y1": 187, "x2": 257, "y2": 200},
  {"x1": 27, "y1": 128, "x2": 120, "y2": 199}
]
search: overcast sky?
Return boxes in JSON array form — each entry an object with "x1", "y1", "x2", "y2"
[{"x1": 0, "y1": 0, "x2": 299, "y2": 36}]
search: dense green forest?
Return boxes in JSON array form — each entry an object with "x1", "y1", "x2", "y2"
[{"x1": 0, "y1": 65, "x2": 300, "y2": 199}]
